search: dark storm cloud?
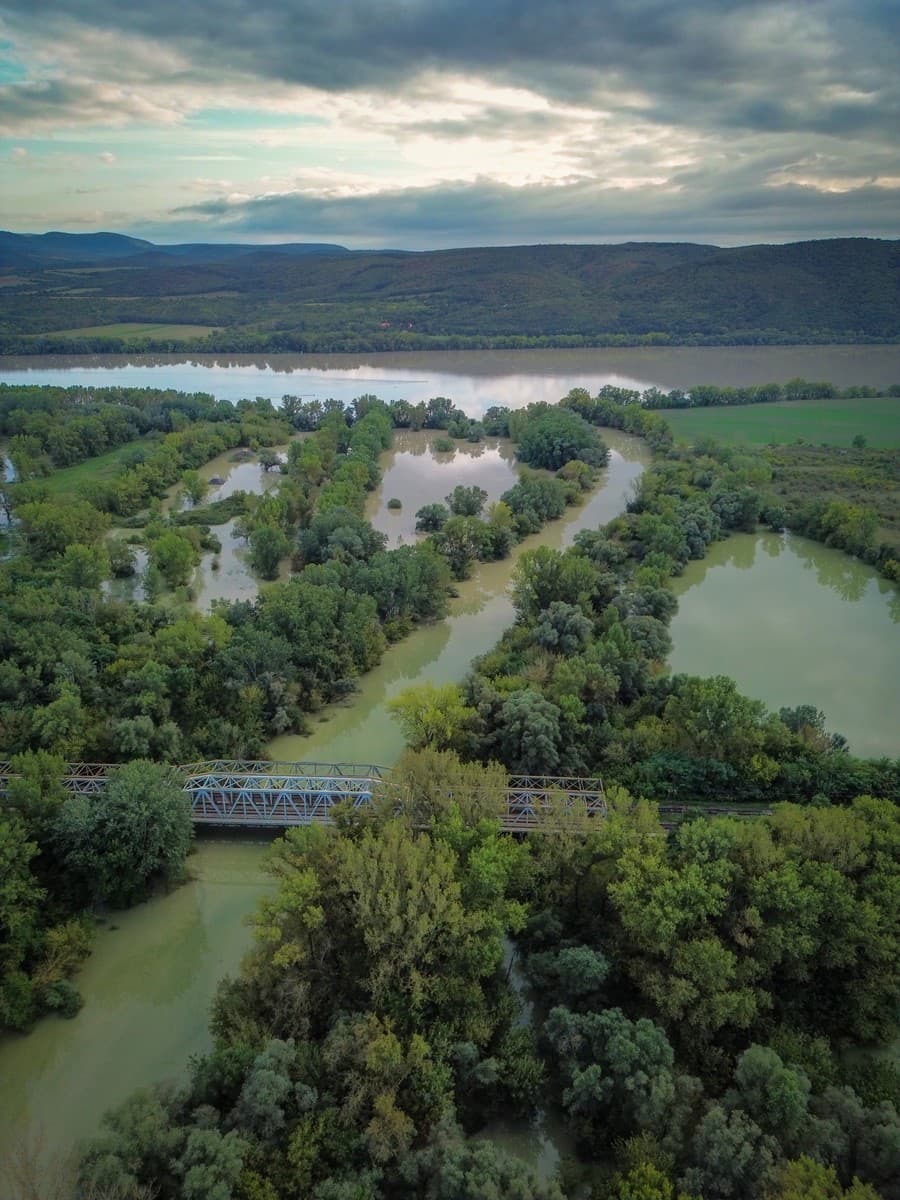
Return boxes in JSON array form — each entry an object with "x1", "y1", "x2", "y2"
[
  {"x1": 168, "y1": 175, "x2": 900, "y2": 247},
  {"x1": 3, "y1": 0, "x2": 899, "y2": 139}
]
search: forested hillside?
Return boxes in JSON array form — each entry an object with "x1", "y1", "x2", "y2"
[{"x1": 1, "y1": 238, "x2": 897, "y2": 352}]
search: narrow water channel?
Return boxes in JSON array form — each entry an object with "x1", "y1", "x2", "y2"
[{"x1": 268, "y1": 429, "x2": 650, "y2": 763}]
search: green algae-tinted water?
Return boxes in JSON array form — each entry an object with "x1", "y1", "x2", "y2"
[
  {"x1": 669, "y1": 532, "x2": 900, "y2": 759},
  {"x1": 0, "y1": 839, "x2": 272, "y2": 1167}
]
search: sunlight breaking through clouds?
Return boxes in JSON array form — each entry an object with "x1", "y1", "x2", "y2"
[{"x1": 0, "y1": 0, "x2": 897, "y2": 244}]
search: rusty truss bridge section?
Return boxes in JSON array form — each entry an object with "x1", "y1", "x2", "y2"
[{"x1": 0, "y1": 759, "x2": 606, "y2": 832}]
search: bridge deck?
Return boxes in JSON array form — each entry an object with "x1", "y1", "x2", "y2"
[{"x1": 0, "y1": 760, "x2": 607, "y2": 832}]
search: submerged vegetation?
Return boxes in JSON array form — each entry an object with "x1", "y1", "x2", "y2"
[{"x1": 0, "y1": 373, "x2": 898, "y2": 1197}]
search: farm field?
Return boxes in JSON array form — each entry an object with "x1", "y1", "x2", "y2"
[
  {"x1": 26, "y1": 322, "x2": 217, "y2": 340},
  {"x1": 665, "y1": 395, "x2": 900, "y2": 447}
]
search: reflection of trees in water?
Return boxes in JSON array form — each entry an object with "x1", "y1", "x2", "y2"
[
  {"x1": 760, "y1": 531, "x2": 784, "y2": 559},
  {"x1": 886, "y1": 589, "x2": 900, "y2": 625},
  {"x1": 392, "y1": 431, "x2": 428, "y2": 458},
  {"x1": 723, "y1": 534, "x2": 759, "y2": 571},
  {"x1": 790, "y1": 538, "x2": 870, "y2": 603},
  {"x1": 375, "y1": 616, "x2": 456, "y2": 690}
]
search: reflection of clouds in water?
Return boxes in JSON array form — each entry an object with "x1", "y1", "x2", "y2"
[
  {"x1": 369, "y1": 433, "x2": 519, "y2": 541},
  {"x1": 0, "y1": 359, "x2": 662, "y2": 414}
]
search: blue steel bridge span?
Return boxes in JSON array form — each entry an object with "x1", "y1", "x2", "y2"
[{"x1": 0, "y1": 760, "x2": 608, "y2": 833}]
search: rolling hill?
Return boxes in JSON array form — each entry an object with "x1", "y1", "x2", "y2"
[{"x1": 0, "y1": 235, "x2": 897, "y2": 351}]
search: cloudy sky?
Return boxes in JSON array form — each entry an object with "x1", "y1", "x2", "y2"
[{"x1": 1, "y1": 0, "x2": 898, "y2": 247}]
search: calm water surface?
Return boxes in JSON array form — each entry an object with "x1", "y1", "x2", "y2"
[
  {"x1": 370, "y1": 431, "x2": 519, "y2": 543},
  {"x1": 3, "y1": 345, "x2": 900, "y2": 411},
  {"x1": 268, "y1": 429, "x2": 650, "y2": 764},
  {"x1": 0, "y1": 840, "x2": 272, "y2": 1164},
  {"x1": 669, "y1": 532, "x2": 900, "y2": 758}
]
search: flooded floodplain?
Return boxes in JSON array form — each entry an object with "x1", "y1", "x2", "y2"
[{"x1": 669, "y1": 532, "x2": 900, "y2": 758}]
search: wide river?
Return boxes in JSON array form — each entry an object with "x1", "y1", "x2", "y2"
[
  {"x1": 2, "y1": 344, "x2": 900, "y2": 408},
  {"x1": 1, "y1": 348, "x2": 897, "y2": 1172}
]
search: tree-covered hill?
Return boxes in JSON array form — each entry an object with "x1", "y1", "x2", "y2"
[{"x1": 1, "y1": 237, "x2": 897, "y2": 351}]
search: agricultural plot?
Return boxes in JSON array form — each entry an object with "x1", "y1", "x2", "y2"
[{"x1": 665, "y1": 395, "x2": 900, "y2": 447}]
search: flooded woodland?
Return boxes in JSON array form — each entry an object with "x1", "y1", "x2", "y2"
[{"x1": 1, "y1": 347, "x2": 897, "y2": 1168}]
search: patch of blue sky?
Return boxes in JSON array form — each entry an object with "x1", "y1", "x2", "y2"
[
  {"x1": 0, "y1": 41, "x2": 29, "y2": 82},
  {"x1": 187, "y1": 109, "x2": 328, "y2": 130}
]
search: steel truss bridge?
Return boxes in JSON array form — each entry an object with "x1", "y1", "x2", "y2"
[{"x1": 0, "y1": 760, "x2": 607, "y2": 833}]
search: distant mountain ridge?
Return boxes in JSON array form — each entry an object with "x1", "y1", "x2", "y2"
[
  {"x1": 1, "y1": 235, "x2": 897, "y2": 349},
  {"x1": 0, "y1": 231, "x2": 351, "y2": 268}
]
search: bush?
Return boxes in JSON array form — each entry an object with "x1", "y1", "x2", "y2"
[
  {"x1": 42, "y1": 979, "x2": 83, "y2": 1019},
  {"x1": 387, "y1": 497, "x2": 402, "y2": 510}
]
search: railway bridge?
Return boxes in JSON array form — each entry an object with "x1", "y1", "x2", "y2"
[{"x1": 0, "y1": 760, "x2": 607, "y2": 833}]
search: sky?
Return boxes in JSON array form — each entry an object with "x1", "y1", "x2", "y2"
[{"x1": 1, "y1": 0, "x2": 899, "y2": 248}]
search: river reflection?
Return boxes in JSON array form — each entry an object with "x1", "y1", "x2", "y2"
[
  {"x1": 669, "y1": 532, "x2": 900, "y2": 758},
  {"x1": 369, "y1": 431, "x2": 519, "y2": 543},
  {"x1": 4, "y1": 346, "x2": 900, "y2": 411}
]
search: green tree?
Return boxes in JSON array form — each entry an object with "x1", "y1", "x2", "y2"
[
  {"x1": 249, "y1": 525, "x2": 289, "y2": 580},
  {"x1": 0, "y1": 816, "x2": 44, "y2": 1030},
  {"x1": 415, "y1": 503, "x2": 450, "y2": 532},
  {"x1": 387, "y1": 683, "x2": 476, "y2": 754},
  {"x1": 54, "y1": 761, "x2": 192, "y2": 907},
  {"x1": 767, "y1": 1156, "x2": 881, "y2": 1200},
  {"x1": 514, "y1": 407, "x2": 608, "y2": 471},
  {"x1": 497, "y1": 689, "x2": 565, "y2": 774},
  {"x1": 59, "y1": 542, "x2": 110, "y2": 589},
  {"x1": 680, "y1": 1104, "x2": 780, "y2": 1200},
  {"x1": 446, "y1": 485, "x2": 487, "y2": 517},
  {"x1": 257, "y1": 448, "x2": 281, "y2": 472},
  {"x1": 512, "y1": 546, "x2": 596, "y2": 622},
  {"x1": 181, "y1": 469, "x2": 208, "y2": 506},
  {"x1": 148, "y1": 530, "x2": 197, "y2": 590},
  {"x1": 434, "y1": 515, "x2": 490, "y2": 579}
]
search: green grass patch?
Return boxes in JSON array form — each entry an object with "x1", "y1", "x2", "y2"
[
  {"x1": 665, "y1": 396, "x2": 900, "y2": 448},
  {"x1": 41, "y1": 439, "x2": 149, "y2": 495},
  {"x1": 27, "y1": 322, "x2": 217, "y2": 340}
]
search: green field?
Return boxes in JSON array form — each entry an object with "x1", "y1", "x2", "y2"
[
  {"x1": 28, "y1": 322, "x2": 217, "y2": 340},
  {"x1": 40, "y1": 438, "x2": 149, "y2": 494},
  {"x1": 665, "y1": 396, "x2": 900, "y2": 447}
]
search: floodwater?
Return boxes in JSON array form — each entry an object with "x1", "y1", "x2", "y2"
[
  {"x1": 2, "y1": 345, "x2": 899, "y2": 412},
  {"x1": 106, "y1": 445, "x2": 292, "y2": 609},
  {"x1": 0, "y1": 839, "x2": 272, "y2": 1166},
  {"x1": 669, "y1": 532, "x2": 900, "y2": 758},
  {"x1": 268, "y1": 429, "x2": 650, "y2": 765},
  {"x1": 0, "y1": 428, "x2": 648, "y2": 1174},
  {"x1": 369, "y1": 431, "x2": 519, "y2": 543}
]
